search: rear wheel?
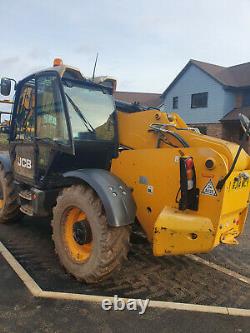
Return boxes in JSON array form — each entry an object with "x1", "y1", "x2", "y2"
[
  {"x1": 52, "y1": 184, "x2": 130, "y2": 283},
  {"x1": 0, "y1": 163, "x2": 22, "y2": 223}
]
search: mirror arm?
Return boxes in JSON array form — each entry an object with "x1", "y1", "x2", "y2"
[
  {"x1": 216, "y1": 127, "x2": 249, "y2": 191},
  {"x1": 216, "y1": 142, "x2": 243, "y2": 191}
]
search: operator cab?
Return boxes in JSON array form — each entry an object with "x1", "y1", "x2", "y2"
[{"x1": 5, "y1": 59, "x2": 118, "y2": 189}]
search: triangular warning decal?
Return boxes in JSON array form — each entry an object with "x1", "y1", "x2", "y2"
[{"x1": 201, "y1": 179, "x2": 217, "y2": 196}]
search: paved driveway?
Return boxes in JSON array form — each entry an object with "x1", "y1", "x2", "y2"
[{"x1": 0, "y1": 214, "x2": 250, "y2": 332}]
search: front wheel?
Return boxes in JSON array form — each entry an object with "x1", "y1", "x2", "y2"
[{"x1": 52, "y1": 184, "x2": 130, "y2": 283}]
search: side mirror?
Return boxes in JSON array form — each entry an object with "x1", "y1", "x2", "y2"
[
  {"x1": 0, "y1": 78, "x2": 11, "y2": 96},
  {"x1": 239, "y1": 113, "x2": 250, "y2": 136}
]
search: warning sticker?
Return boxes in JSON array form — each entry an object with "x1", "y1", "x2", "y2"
[
  {"x1": 147, "y1": 185, "x2": 154, "y2": 194},
  {"x1": 201, "y1": 179, "x2": 217, "y2": 197}
]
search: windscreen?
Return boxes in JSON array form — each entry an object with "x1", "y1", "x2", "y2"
[{"x1": 63, "y1": 80, "x2": 115, "y2": 141}]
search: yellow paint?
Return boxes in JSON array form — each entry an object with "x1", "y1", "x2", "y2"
[
  {"x1": 63, "y1": 207, "x2": 92, "y2": 262},
  {"x1": 153, "y1": 207, "x2": 214, "y2": 256},
  {"x1": 117, "y1": 110, "x2": 250, "y2": 170},
  {"x1": 0, "y1": 199, "x2": 3, "y2": 209},
  {"x1": 111, "y1": 110, "x2": 250, "y2": 256},
  {"x1": 220, "y1": 231, "x2": 239, "y2": 245},
  {"x1": 0, "y1": 100, "x2": 14, "y2": 104}
]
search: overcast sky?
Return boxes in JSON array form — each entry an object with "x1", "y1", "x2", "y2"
[{"x1": 0, "y1": 0, "x2": 250, "y2": 95}]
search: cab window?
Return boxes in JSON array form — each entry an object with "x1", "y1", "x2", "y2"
[
  {"x1": 15, "y1": 77, "x2": 35, "y2": 140},
  {"x1": 36, "y1": 75, "x2": 69, "y2": 144},
  {"x1": 63, "y1": 80, "x2": 115, "y2": 141}
]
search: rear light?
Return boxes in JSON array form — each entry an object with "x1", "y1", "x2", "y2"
[
  {"x1": 178, "y1": 156, "x2": 199, "y2": 211},
  {"x1": 185, "y1": 158, "x2": 194, "y2": 189},
  {"x1": 185, "y1": 158, "x2": 194, "y2": 170}
]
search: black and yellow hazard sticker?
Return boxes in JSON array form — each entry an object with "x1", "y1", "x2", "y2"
[{"x1": 201, "y1": 179, "x2": 217, "y2": 197}]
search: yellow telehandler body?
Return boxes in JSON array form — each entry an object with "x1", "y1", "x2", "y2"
[
  {"x1": 0, "y1": 59, "x2": 249, "y2": 282},
  {"x1": 112, "y1": 110, "x2": 250, "y2": 255}
]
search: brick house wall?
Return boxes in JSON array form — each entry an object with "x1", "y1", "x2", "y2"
[
  {"x1": 189, "y1": 122, "x2": 223, "y2": 138},
  {"x1": 190, "y1": 121, "x2": 250, "y2": 153}
]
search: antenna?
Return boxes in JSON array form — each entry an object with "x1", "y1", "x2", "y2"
[{"x1": 92, "y1": 53, "x2": 99, "y2": 81}]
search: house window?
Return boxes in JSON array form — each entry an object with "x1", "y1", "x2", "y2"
[
  {"x1": 172, "y1": 96, "x2": 178, "y2": 109},
  {"x1": 191, "y1": 92, "x2": 208, "y2": 108}
]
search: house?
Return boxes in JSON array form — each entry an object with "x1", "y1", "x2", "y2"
[
  {"x1": 162, "y1": 59, "x2": 250, "y2": 151},
  {"x1": 114, "y1": 91, "x2": 162, "y2": 108}
]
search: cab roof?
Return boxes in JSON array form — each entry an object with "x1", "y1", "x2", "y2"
[
  {"x1": 35, "y1": 65, "x2": 85, "y2": 80},
  {"x1": 18, "y1": 61, "x2": 115, "y2": 94}
]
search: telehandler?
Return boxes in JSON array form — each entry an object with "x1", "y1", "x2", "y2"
[{"x1": 0, "y1": 59, "x2": 249, "y2": 283}]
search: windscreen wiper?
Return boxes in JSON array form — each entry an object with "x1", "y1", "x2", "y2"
[{"x1": 65, "y1": 93, "x2": 95, "y2": 133}]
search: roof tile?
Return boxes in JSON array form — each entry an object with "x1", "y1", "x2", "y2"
[
  {"x1": 221, "y1": 107, "x2": 250, "y2": 121},
  {"x1": 163, "y1": 59, "x2": 250, "y2": 96},
  {"x1": 190, "y1": 60, "x2": 250, "y2": 88},
  {"x1": 114, "y1": 91, "x2": 162, "y2": 107}
]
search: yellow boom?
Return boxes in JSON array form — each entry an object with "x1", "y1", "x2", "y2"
[{"x1": 111, "y1": 109, "x2": 250, "y2": 256}]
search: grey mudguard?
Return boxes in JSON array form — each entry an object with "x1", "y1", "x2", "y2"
[
  {"x1": 63, "y1": 169, "x2": 136, "y2": 227},
  {"x1": 0, "y1": 153, "x2": 11, "y2": 171}
]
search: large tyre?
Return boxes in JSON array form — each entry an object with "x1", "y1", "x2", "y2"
[
  {"x1": 52, "y1": 184, "x2": 131, "y2": 283},
  {"x1": 0, "y1": 163, "x2": 22, "y2": 223}
]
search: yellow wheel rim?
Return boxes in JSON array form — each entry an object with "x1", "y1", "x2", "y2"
[{"x1": 63, "y1": 207, "x2": 92, "y2": 262}]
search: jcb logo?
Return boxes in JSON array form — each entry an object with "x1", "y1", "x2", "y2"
[{"x1": 17, "y1": 157, "x2": 32, "y2": 169}]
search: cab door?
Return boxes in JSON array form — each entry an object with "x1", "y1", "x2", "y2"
[
  {"x1": 10, "y1": 72, "x2": 74, "y2": 186},
  {"x1": 11, "y1": 76, "x2": 36, "y2": 184},
  {"x1": 34, "y1": 72, "x2": 74, "y2": 186}
]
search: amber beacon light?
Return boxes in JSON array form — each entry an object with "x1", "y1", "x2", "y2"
[{"x1": 53, "y1": 58, "x2": 63, "y2": 67}]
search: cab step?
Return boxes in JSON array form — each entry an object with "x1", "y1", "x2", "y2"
[
  {"x1": 19, "y1": 190, "x2": 33, "y2": 201},
  {"x1": 16, "y1": 186, "x2": 60, "y2": 217},
  {"x1": 20, "y1": 204, "x2": 34, "y2": 216},
  {"x1": 19, "y1": 190, "x2": 34, "y2": 216}
]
